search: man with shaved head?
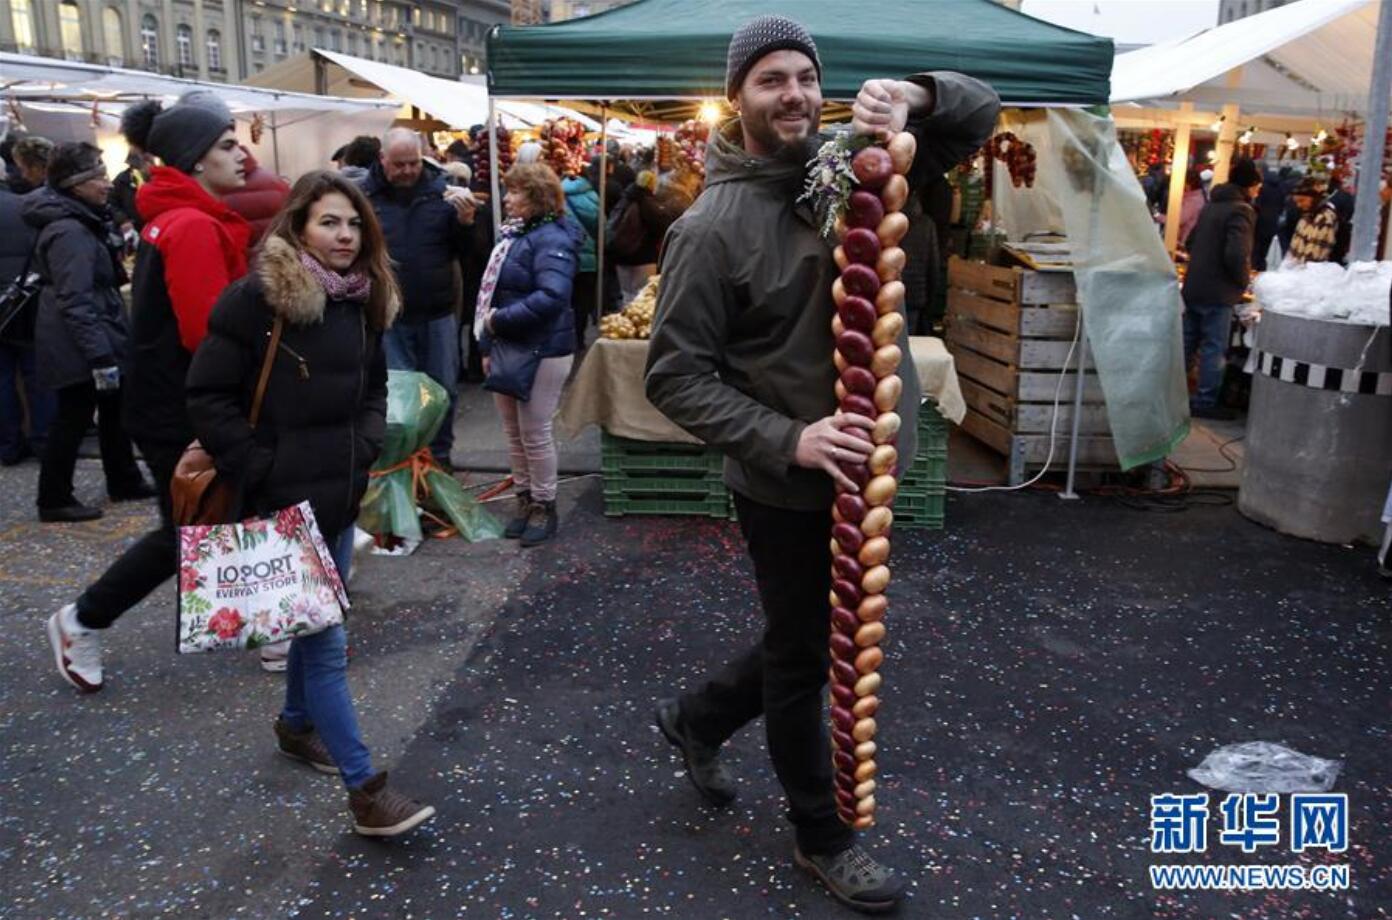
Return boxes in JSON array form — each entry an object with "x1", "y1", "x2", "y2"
[{"x1": 361, "y1": 126, "x2": 477, "y2": 468}]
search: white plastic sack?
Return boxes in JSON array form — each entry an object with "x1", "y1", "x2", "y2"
[
  {"x1": 994, "y1": 109, "x2": 1190, "y2": 470},
  {"x1": 1187, "y1": 741, "x2": 1342, "y2": 794}
]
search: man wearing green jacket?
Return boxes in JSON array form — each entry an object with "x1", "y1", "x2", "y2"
[{"x1": 645, "y1": 15, "x2": 998, "y2": 914}]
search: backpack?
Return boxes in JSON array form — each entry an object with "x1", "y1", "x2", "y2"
[{"x1": 606, "y1": 195, "x2": 646, "y2": 260}]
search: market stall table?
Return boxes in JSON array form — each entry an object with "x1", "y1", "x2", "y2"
[
  {"x1": 558, "y1": 336, "x2": 966, "y2": 442},
  {"x1": 558, "y1": 337, "x2": 965, "y2": 524}
]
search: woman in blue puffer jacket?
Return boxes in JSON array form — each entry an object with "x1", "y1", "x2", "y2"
[{"x1": 476, "y1": 163, "x2": 582, "y2": 546}]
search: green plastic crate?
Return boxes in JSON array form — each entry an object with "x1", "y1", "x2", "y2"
[{"x1": 603, "y1": 493, "x2": 733, "y2": 519}]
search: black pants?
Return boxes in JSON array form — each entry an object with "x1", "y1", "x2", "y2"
[
  {"x1": 680, "y1": 492, "x2": 854, "y2": 856},
  {"x1": 37, "y1": 382, "x2": 144, "y2": 510},
  {"x1": 75, "y1": 438, "x2": 183, "y2": 630},
  {"x1": 572, "y1": 271, "x2": 597, "y2": 349}
]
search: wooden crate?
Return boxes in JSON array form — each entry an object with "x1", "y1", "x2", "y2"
[{"x1": 944, "y1": 256, "x2": 1117, "y2": 484}]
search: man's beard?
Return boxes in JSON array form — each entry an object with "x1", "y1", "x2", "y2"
[{"x1": 746, "y1": 107, "x2": 820, "y2": 160}]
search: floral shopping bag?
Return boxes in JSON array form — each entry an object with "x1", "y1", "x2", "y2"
[{"x1": 176, "y1": 501, "x2": 349, "y2": 654}]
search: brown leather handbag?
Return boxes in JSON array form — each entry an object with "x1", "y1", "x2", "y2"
[{"x1": 171, "y1": 318, "x2": 284, "y2": 526}]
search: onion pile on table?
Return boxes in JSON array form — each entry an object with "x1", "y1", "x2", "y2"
[{"x1": 826, "y1": 131, "x2": 916, "y2": 830}]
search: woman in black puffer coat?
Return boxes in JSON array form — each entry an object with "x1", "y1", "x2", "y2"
[
  {"x1": 185, "y1": 170, "x2": 435, "y2": 839},
  {"x1": 22, "y1": 142, "x2": 151, "y2": 522}
]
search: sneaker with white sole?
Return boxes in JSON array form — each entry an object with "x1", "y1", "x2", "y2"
[{"x1": 46, "y1": 604, "x2": 103, "y2": 693}]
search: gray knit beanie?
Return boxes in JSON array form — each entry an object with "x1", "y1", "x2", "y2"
[
  {"x1": 725, "y1": 16, "x2": 821, "y2": 100},
  {"x1": 121, "y1": 97, "x2": 233, "y2": 174}
]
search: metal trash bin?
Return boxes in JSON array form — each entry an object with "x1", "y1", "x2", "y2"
[{"x1": 1239, "y1": 310, "x2": 1392, "y2": 545}]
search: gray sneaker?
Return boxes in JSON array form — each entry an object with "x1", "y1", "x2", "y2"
[
  {"x1": 655, "y1": 698, "x2": 736, "y2": 806},
  {"x1": 795, "y1": 844, "x2": 906, "y2": 914}
]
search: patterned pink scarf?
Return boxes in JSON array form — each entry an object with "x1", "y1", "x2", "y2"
[{"x1": 299, "y1": 250, "x2": 372, "y2": 302}]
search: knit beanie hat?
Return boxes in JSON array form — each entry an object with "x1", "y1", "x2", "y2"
[
  {"x1": 46, "y1": 141, "x2": 105, "y2": 190},
  {"x1": 120, "y1": 97, "x2": 233, "y2": 174},
  {"x1": 1228, "y1": 157, "x2": 1262, "y2": 189},
  {"x1": 1292, "y1": 176, "x2": 1323, "y2": 197},
  {"x1": 725, "y1": 16, "x2": 821, "y2": 100},
  {"x1": 177, "y1": 89, "x2": 235, "y2": 124}
]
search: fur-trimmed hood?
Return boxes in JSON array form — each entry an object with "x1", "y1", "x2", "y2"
[{"x1": 256, "y1": 235, "x2": 400, "y2": 330}]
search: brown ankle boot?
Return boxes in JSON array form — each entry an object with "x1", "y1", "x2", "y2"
[
  {"x1": 348, "y1": 771, "x2": 436, "y2": 837},
  {"x1": 274, "y1": 717, "x2": 339, "y2": 775}
]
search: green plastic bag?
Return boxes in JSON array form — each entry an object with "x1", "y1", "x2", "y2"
[{"x1": 357, "y1": 370, "x2": 503, "y2": 543}]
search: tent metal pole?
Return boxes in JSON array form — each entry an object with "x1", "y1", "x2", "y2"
[
  {"x1": 270, "y1": 110, "x2": 281, "y2": 176},
  {"x1": 597, "y1": 103, "x2": 608, "y2": 318},
  {"x1": 1350, "y1": 0, "x2": 1392, "y2": 262},
  {"x1": 1163, "y1": 102, "x2": 1194, "y2": 254},
  {"x1": 488, "y1": 95, "x2": 502, "y2": 239}
]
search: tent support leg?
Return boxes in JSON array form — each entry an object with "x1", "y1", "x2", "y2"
[
  {"x1": 1212, "y1": 103, "x2": 1239, "y2": 185},
  {"x1": 1350, "y1": 0, "x2": 1392, "y2": 262},
  {"x1": 1059, "y1": 326, "x2": 1087, "y2": 501},
  {"x1": 270, "y1": 110, "x2": 281, "y2": 177},
  {"x1": 489, "y1": 96, "x2": 502, "y2": 239},
  {"x1": 1163, "y1": 102, "x2": 1193, "y2": 255},
  {"x1": 597, "y1": 104, "x2": 608, "y2": 319}
]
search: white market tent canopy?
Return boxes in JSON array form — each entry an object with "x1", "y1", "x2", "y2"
[
  {"x1": 0, "y1": 50, "x2": 397, "y2": 179},
  {"x1": 309, "y1": 49, "x2": 601, "y2": 132},
  {"x1": 1110, "y1": 0, "x2": 1384, "y2": 117}
]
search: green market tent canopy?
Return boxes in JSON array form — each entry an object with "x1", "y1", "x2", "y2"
[
  {"x1": 487, "y1": 0, "x2": 1113, "y2": 116},
  {"x1": 486, "y1": 0, "x2": 1198, "y2": 475}
]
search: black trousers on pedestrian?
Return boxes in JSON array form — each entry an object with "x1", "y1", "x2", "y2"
[
  {"x1": 74, "y1": 438, "x2": 183, "y2": 630},
  {"x1": 37, "y1": 382, "x2": 144, "y2": 510},
  {"x1": 680, "y1": 492, "x2": 854, "y2": 857}
]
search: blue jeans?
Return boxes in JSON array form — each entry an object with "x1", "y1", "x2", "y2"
[
  {"x1": 0, "y1": 342, "x2": 55, "y2": 461},
  {"x1": 1183, "y1": 302, "x2": 1233, "y2": 409},
  {"x1": 281, "y1": 527, "x2": 373, "y2": 789},
  {"x1": 383, "y1": 314, "x2": 459, "y2": 462}
]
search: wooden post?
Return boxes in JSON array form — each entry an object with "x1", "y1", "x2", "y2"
[
  {"x1": 1164, "y1": 102, "x2": 1194, "y2": 254},
  {"x1": 1212, "y1": 102, "x2": 1240, "y2": 185}
]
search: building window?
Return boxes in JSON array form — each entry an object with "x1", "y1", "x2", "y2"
[
  {"x1": 102, "y1": 7, "x2": 124, "y2": 65},
  {"x1": 274, "y1": 21, "x2": 286, "y2": 55},
  {"x1": 329, "y1": 29, "x2": 341, "y2": 51},
  {"x1": 141, "y1": 14, "x2": 159, "y2": 68},
  {"x1": 348, "y1": 31, "x2": 358, "y2": 55},
  {"x1": 293, "y1": 24, "x2": 304, "y2": 53},
  {"x1": 10, "y1": 0, "x2": 34, "y2": 49},
  {"x1": 59, "y1": 2, "x2": 84, "y2": 60},
  {"x1": 206, "y1": 29, "x2": 221, "y2": 70},
  {"x1": 176, "y1": 23, "x2": 195, "y2": 68},
  {"x1": 314, "y1": 27, "x2": 325, "y2": 48}
]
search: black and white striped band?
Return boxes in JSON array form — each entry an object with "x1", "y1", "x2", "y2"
[{"x1": 1252, "y1": 350, "x2": 1392, "y2": 396}]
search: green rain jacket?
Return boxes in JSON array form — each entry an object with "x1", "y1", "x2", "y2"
[{"x1": 645, "y1": 72, "x2": 999, "y2": 511}]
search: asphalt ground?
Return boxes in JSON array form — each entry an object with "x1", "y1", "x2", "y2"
[{"x1": 1, "y1": 449, "x2": 1388, "y2": 919}]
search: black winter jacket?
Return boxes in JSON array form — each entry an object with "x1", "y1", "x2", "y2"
[
  {"x1": 0, "y1": 185, "x2": 39, "y2": 344},
  {"x1": 21, "y1": 188, "x2": 129, "y2": 389},
  {"x1": 360, "y1": 161, "x2": 469, "y2": 324},
  {"x1": 1182, "y1": 183, "x2": 1255, "y2": 307},
  {"x1": 186, "y1": 238, "x2": 398, "y2": 540}
]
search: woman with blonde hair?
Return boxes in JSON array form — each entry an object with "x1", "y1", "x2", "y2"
[
  {"x1": 476, "y1": 162, "x2": 582, "y2": 546},
  {"x1": 185, "y1": 169, "x2": 434, "y2": 837}
]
